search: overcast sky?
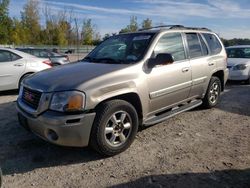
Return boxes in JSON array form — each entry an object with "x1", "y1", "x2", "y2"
[{"x1": 9, "y1": 0, "x2": 250, "y2": 39}]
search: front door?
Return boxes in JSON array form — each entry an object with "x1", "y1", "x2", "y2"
[{"x1": 147, "y1": 32, "x2": 192, "y2": 114}]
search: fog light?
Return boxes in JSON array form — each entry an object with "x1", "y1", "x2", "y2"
[{"x1": 47, "y1": 129, "x2": 58, "y2": 141}]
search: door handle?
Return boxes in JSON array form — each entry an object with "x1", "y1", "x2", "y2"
[
  {"x1": 14, "y1": 63, "x2": 24, "y2": 67},
  {"x1": 208, "y1": 62, "x2": 215, "y2": 66},
  {"x1": 182, "y1": 67, "x2": 189, "y2": 72}
]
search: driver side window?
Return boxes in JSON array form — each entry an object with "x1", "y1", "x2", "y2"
[{"x1": 153, "y1": 33, "x2": 186, "y2": 62}]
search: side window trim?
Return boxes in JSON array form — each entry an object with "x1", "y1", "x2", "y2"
[
  {"x1": 185, "y1": 32, "x2": 204, "y2": 60},
  {"x1": 199, "y1": 33, "x2": 211, "y2": 55},
  {"x1": 151, "y1": 32, "x2": 187, "y2": 63},
  {"x1": 197, "y1": 33, "x2": 209, "y2": 56}
]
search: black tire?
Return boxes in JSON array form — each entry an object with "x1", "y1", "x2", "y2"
[
  {"x1": 52, "y1": 63, "x2": 61, "y2": 66},
  {"x1": 90, "y1": 100, "x2": 139, "y2": 156},
  {"x1": 245, "y1": 76, "x2": 250, "y2": 85},
  {"x1": 202, "y1": 76, "x2": 221, "y2": 109}
]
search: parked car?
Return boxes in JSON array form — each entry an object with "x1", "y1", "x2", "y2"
[
  {"x1": 17, "y1": 25, "x2": 228, "y2": 156},
  {"x1": 17, "y1": 48, "x2": 70, "y2": 66},
  {"x1": 0, "y1": 48, "x2": 52, "y2": 91},
  {"x1": 226, "y1": 45, "x2": 250, "y2": 84}
]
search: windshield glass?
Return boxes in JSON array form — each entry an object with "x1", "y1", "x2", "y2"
[
  {"x1": 83, "y1": 33, "x2": 155, "y2": 64},
  {"x1": 226, "y1": 47, "x2": 250, "y2": 58}
]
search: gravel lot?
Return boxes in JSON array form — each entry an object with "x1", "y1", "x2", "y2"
[{"x1": 0, "y1": 83, "x2": 249, "y2": 188}]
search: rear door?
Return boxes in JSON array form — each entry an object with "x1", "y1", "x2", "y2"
[
  {"x1": 185, "y1": 33, "x2": 214, "y2": 98},
  {"x1": 147, "y1": 32, "x2": 192, "y2": 113},
  {"x1": 0, "y1": 50, "x2": 26, "y2": 90}
]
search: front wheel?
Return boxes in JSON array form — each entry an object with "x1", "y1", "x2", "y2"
[
  {"x1": 202, "y1": 76, "x2": 221, "y2": 109},
  {"x1": 90, "y1": 100, "x2": 139, "y2": 156}
]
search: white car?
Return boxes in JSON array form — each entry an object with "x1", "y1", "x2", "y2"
[
  {"x1": 226, "y1": 45, "x2": 250, "y2": 84},
  {"x1": 0, "y1": 48, "x2": 52, "y2": 91}
]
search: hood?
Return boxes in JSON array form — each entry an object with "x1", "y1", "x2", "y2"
[
  {"x1": 23, "y1": 62, "x2": 129, "y2": 92},
  {"x1": 227, "y1": 58, "x2": 250, "y2": 66}
]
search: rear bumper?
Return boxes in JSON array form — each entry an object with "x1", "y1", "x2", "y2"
[{"x1": 17, "y1": 103, "x2": 96, "y2": 147}]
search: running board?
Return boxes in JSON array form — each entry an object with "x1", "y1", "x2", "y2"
[{"x1": 144, "y1": 100, "x2": 202, "y2": 126}]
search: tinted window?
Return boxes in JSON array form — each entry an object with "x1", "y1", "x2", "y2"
[
  {"x1": 0, "y1": 51, "x2": 11, "y2": 62},
  {"x1": 203, "y1": 33, "x2": 222, "y2": 55},
  {"x1": 10, "y1": 52, "x2": 21, "y2": 61},
  {"x1": 186, "y1": 33, "x2": 202, "y2": 58},
  {"x1": 226, "y1": 48, "x2": 250, "y2": 58},
  {"x1": 198, "y1": 34, "x2": 209, "y2": 55},
  {"x1": 86, "y1": 33, "x2": 155, "y2": 64},
  {"x1": 154, "y1": 33, "x2": 186, "y2": 61}
]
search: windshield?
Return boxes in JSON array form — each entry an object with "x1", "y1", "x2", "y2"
[
  {"x1": 226, "y1": 47, "x2": 250, "y2": 58},
  {"x1": 83, "y1": 33, "x2": 155, "y2": 64}
]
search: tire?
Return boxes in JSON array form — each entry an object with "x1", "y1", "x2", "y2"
[
  {"x1": 18, "y1": 73, "x2": 32, "y2": 89},
  {"x1": 90, "y1": 100, "x2": 139, "y2": 156},
  {"x1": 245, "y1": 76, "x2": 250, "y2": 85},
  {"x1": 202, "y1": 76, "x2": 221, "y2": 109}
]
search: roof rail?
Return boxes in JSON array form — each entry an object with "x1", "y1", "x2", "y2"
[
  {"x1": 138, "y1": 25, "x2": 211, "y2": 32},
  {"x1": 138, "y1": 25, "x2": 184, "y2": 31}
]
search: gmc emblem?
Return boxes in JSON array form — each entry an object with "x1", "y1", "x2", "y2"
[{"x1": 24, "y1": 92, "x2": 34, "y2": 102}]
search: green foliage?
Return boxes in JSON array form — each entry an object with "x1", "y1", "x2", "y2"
[
  {"x1": 222, "y1": 38, "x2": 250, "y2": 47},
  {"x1": 21, "y1": 0, "x2": 41, "y2": 44},
  {"x1": 81, "y1": 19, "x2": 95, "y2": 45},
  {"x1": 119, "y1": 16, "x2": 138, "y2": 33},
  {"x1": 0, "y1": 0, "x2": 12, "y2": 44},
  {"x1": 141, "y1": 18, "x2": 152, "y2": 29}
]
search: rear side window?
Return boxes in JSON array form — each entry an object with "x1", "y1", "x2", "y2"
[
  {"x1": 0, "y1": 50, "x2": 21, "y2": 62},
  {"x1": 198, "y1": 34, "x2": 209, "y2": 56},
  {"x1": 203, "y1": 33, "x2": 222, "y2": 55},
  {"x1": 186, "y1": 33, "x2": 203, "y2": 59},
  {"x1": 153, "y1": 32, "x2": 186, "y2": 61}
]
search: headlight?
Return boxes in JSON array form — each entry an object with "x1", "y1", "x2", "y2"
[
  {"x1": 50, "y1": 91, "x2": 85, "y2": 112},
  {"x1": 233, "y1": 64, "x2": 247, "y2": 70}
]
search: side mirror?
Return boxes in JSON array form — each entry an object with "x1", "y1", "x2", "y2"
[{"x1": 148, "y1": 53, "x2": 174, "y2": 68}]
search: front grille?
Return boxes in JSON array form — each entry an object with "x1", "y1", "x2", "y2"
[{"x1": 22, "y1": 87, "x2": 42, "y2": 110}]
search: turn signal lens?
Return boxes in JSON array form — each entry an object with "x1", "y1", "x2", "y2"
[{"x1": 68, "y1": 95, "x2": 83, "y2": 111}]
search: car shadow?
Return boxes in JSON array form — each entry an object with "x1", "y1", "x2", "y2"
[
  {"x1": 0, "y1": 90, "x2": 18, "y2": 96},
  {"x1": 0, "y1": 101, "x2": 102, "y2": 175},
  {"x1": 216, "y1": 83, "x2": 250, "y2": 116},
  {"x1": 110, "y1": 168, "x2": 250, "y2": 188}
]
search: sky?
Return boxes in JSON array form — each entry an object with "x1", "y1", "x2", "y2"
[{"x1": 9, "y1": 0, "x2": 250, "y2": 39}]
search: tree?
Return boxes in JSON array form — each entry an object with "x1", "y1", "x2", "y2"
[
  {"x1": 141, "y1": 18, "x2": 152, "y2": 29},
  {"x1": 10, "y1": 18, "x2": 29, "y2": 45},
  {"x1": 0, "y1": 0, "x2": 12, "y2": 44},
  {"x1": 21, "y1": 0, "x2": 41, "y2": 44},
  {"x1": 81, "y1": 19, "x2": 95, "y2": 45},
  {"x1": 119, "y1": 16, "x2": 138, "y2": 33}
]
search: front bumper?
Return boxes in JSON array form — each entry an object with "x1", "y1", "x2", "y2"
[
  {"x1": 228, "y1": 68, "x2": 249, "y2": 81},
  {"x1": 17, "y1": 102, "x2": 96, "y2": 147}
]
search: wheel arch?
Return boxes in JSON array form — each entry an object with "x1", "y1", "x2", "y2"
[
  {"x1": 212, "y1": 70, "x2": 224, "y2": 91},
  {"x1": 94, "y1": 92, "x2": 143, "y2": 124}
]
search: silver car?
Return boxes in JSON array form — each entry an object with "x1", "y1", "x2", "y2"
[
  {"x1": 17, "y1": 48, "x2": 70, "y2": 66},
  {"x1": 226, "y1": 45, "x2": 250, "y2": 84},
  {"x1": 17, "y1": 25, "x2": 228, "y2": 156},
  {"x1": 0, "y1": 48, "x2": 52, "y2": 91}
]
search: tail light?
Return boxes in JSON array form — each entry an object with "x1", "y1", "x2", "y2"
[{"x1": 42, "y1": 60, "x2": 52, "y2": 67}]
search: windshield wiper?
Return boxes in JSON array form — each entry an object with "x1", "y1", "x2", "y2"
[
  {"x1": 82, "y1": 56, "x2": 97, "y2": 62},
  {"x1": 94, "y1": 58, "x2": 124, "y2": 64}
]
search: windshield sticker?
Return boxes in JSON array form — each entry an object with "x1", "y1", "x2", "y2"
[{"x1": 133, "y1": 35, "x2": 151, "y2": 41}]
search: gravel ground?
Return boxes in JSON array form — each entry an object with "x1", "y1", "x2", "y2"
[{"x1": 0, "y1": 83, "x2": 249, "y2": 188}]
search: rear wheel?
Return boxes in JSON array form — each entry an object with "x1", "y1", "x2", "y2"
[
  {"x1": 245, "y1": 76, "x2": 250, "y2": 85},
  {"x1": 90, "y1": 100, "x2": 139, "y2": 156},
  {"x1": 202, "y1": 76, "x2": 221, "y2": 109}
]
